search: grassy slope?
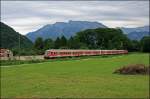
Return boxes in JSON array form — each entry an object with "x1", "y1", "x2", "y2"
[{"x1": 1, "y1": 53, "x2": 149, "y2": 98}]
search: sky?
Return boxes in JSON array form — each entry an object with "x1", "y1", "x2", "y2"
[{"x1": 1, "y1": 1, "x2": 149, "y2": 35}]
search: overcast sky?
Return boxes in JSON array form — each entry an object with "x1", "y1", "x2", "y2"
[{"x1": 1, "y1": 1, "x2": 149, "y2": 35}]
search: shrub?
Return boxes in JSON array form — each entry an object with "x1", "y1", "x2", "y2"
[{"x1": 114, "y1": 64, "x2": 149, "y2": 75}]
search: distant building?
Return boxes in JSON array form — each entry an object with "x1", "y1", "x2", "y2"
[{"x1": 0, "y1": 49, "x2": 13, "y2": 60}]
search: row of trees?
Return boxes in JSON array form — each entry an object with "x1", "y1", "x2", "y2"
[
  {"x1": 33, "y1": 36, "x2": 75, "y2": 54},
  {"x1": 33, "y1": 28, "x2": 150, "y2": 55}
]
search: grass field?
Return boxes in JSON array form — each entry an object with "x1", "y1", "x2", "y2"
[{"x1": 1, "y1": 53, "x2": 149, "y2": 98}]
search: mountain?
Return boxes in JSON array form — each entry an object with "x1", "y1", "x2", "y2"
[
  {"x1": 26, "y1": 20, "x2": 107, "y2": 42},
  {"x1": 26, "y1": 20, "x2": 149, "y2": 41},
  {"x1": 121, "y1": 26, "x2": 149, "y2": 34},
  {"x1": 121, "y1": 26, "x2": 149, "y2": 40},
  {"x1": 127, "y1": 31, "x2": 149, "y2": 40},
  {"x1": 0, "y1": 22, "x2": 33, "y2": 49}
]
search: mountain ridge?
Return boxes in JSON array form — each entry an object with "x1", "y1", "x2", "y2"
[
  {"x1": 25, "y1": 20, "x2": 149, "y2": 42},
  {"x1": 26, "y1": 20, "x2": 107, "y2": 42},
  {"x1": 121, "y1": 26, "x2": 149, "y2": 40},
  {"x1": 121, "y1": 26, "x2": 149, "y2": 34}
]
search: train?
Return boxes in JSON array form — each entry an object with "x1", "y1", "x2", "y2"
[{"x1": 44, "y1": 49, "x2": 128, "y2": 59}]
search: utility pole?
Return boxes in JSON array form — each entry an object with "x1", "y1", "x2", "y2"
[{"x1": 18, "y1": 33, "x2": 20, "y2": 63}]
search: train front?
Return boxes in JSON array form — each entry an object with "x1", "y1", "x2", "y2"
[{"x1": 44, "y1": 50, "x2": 50, "y2": 59}]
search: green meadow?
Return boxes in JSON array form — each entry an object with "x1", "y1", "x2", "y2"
[{"x1": 1, "y1": 53, "x2": 149, "y2": 98}]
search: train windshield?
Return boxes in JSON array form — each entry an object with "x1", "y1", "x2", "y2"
[{"x1": 44, "y1": 50, "x2": 49, "y2": 55}]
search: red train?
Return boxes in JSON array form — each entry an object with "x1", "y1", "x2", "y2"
[{"x1": 44, "y1": 49, "x2": 128, "y2": 59}]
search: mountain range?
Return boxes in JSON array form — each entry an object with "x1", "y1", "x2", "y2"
[{"x1": 26, "y1": 20, "x2": 149, "y2": 42}]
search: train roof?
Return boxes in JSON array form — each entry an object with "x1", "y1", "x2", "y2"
[{"x1": 45, "y1": 49, "x2": 127, "y2": 52}]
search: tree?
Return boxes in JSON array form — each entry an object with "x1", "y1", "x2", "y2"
[
  {"x1": 67, "y1": 36, "x2": 78, "y2": 49},
  {"x1": 34, "y1": 37, "x2": 44, "y2": 54},
  {"x1": 60, "y1": 36, "x2": 67, "y2": 48},
  {"x1": 140, "y1": 36, "x2": 150, "y2": 52},
  {"x1": 44, "y1": 38, "x2": 54, "y2": 50},
  {"x1": 54, "y1": 37, "x2": 61, "y2": 49},
  {"x1": 130, "y1": 40, "x2": 140, "y2": 52},
  {"x1": 79, "y1": 43, "x2": 88, "y2": 49},
  {"x1": 75, "y1": 28, "x2": 131, "y2": 50}
]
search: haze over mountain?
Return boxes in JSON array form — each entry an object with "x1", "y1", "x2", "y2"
[
  {"x1": 26, "y1": 20, "x2": 107, "y2": 42},
  {"x1": 0, "y1": 22, "x2": 33, "y2": 49}
]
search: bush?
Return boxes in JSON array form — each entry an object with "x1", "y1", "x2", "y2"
[{"x1": 114, "y1": 64, "x2": 149, "y2": 75}]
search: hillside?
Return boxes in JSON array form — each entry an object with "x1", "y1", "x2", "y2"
[
  {"x1": 26, "y1": 20, "x2": 107, "y2": 42},
  {"x1": 0, "y1": 22, "x2": 33, "y2": 49}
]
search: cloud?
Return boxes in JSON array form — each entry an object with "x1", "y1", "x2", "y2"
[{"x1": 1, "y1": 1, "x2": 149, "y2": 35}]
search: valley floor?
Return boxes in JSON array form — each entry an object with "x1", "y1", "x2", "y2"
[{"x1": 1, "y1": 53, "x2": 149, "y2": 98}]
